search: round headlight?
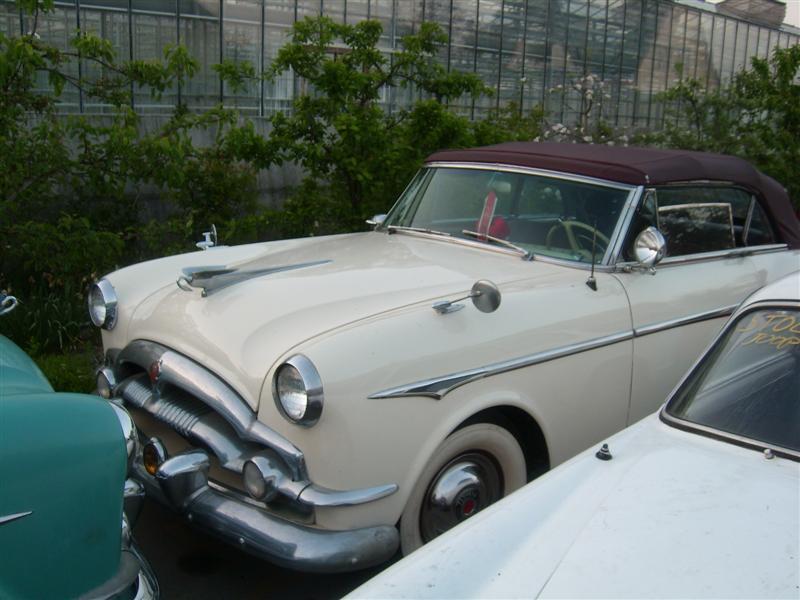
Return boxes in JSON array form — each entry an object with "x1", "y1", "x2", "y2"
[
  {"x1": 96, "y1": 366, "x2": 117, "y2": 399},
  {"x1": 273, "y1": 355, "x2": 323, "y2": 427},
  {"x1": 88, "y1": 279, "x2": 118, "y2": 330}
]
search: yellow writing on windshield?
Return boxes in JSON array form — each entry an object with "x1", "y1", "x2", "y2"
[{"x1": 737, "y1": 311, "x2": 800, "y2": 351}]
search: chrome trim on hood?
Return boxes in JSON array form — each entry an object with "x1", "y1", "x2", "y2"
[{"x1": 176, "y1": 260, "x2": 332, "y2": 297}]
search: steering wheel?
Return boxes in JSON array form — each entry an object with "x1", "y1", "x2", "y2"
[{"x1": 545, "y1": 220, "x2": 610, "y2": 260}]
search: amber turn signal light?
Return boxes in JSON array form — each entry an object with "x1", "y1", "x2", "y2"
[{"x1": 142, "y1": 438, "x2": 167, "y2": 476}]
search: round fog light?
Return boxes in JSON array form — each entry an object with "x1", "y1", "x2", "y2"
[
  {"x1": 242, "y1": 456, "x2": 281, "y2": 503},
  {"x1": 143, "y1": 438, "x2": 167, "y2": 476}
]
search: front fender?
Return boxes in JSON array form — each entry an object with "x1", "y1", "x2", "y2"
[{"x1": 0, "y1": 391, "x2": 127, "y2": 599}]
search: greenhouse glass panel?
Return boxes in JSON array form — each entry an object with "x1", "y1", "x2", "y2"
[
  {"x1": 35, "y1": 3, "x2": 80, "y2": 111},
  {"x1": 132, "y1": 1, "x2": 177, "y2": 112},
  {"x1": 81, "y1": 3, "x2": 130, "y2": 113},
  {"x1": 178, "y1": 0, "x2": 219, "y2": 110},
  {"x1": 323, "y1": 0, "x2": 345, "y2": 24},
  {"x1": 222, "y1": 0, "x2": 260, "y2": 113}
]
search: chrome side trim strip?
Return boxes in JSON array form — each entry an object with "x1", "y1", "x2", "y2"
[
  {"x1": 369, "y1": 330, "x2": 634, "y2": 400},
  {"x1": 634, "y1": 305, "x2": 738, "y2": 337},
  {"x1": 0, "y1": 511, "x2": 32, "y2": 526},
  {"x1": 371, "y1": 303, "x2": 740, "y2": 401},
  {"x1": 615, "y1": 243, "x2": 790, "y2": 270}
]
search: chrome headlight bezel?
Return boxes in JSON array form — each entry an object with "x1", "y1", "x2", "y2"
[
  {"x1": 88, "y1": 278, "x2": 118, "y2": 330},
  {"x1": 272, "y1": 354, "x2": 324, "y2": 427}
]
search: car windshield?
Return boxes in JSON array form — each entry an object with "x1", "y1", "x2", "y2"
[
  {"x1": 384, "y1": 167, "x2": 632, "y2": 263},
  {"x1": 665, "y1": 307, "x2": 800, "y2": 453}
]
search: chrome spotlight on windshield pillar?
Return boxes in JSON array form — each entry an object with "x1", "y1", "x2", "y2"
[{"x1": 633, "y1": 227, "x2": 667, "y2": 273}]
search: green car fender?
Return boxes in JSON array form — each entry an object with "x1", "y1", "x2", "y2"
[{"x1": 0, "y1": 337, "x2": 128, "y2": 600}]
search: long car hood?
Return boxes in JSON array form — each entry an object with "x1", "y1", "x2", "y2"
[
  {"x1": 350, "y1": 414, "x2": 800, "y2": 599},
  {"x1": 113, "y1": 232, "x2": 546, "y2": 409}
]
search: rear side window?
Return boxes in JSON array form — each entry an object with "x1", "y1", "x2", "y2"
[{"x1": 654, "y1": 186, "x2": 776, "y2": 257}]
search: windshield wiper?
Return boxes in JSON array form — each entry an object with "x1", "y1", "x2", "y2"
[
  {"x1": 461, "y1": 230, "x2": 534, "y2": 261},
  {"x1": 386, "y1": 225, "x2": 452, "y2": 238}
]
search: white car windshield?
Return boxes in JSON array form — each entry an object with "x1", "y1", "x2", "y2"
[
  {"x1": 666, "y1": 307, "x2": 800, "y2": 454},
  {"x1": 384, "y1": 167, "x2": 632, "y2": 263}
]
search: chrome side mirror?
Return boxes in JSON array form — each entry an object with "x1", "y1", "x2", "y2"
[
  {"x1": 633, "y1": 226, "x2": 666, "y2": 271},
  {"x1": 470, "y1": 280, "x2": 501, "y2": 313},
  {"x1": 366, "y1": 214, "x2": 387, "y2": 227},
  {"x1": 433, "y1": 280, "x2": 502, "y2": 315}
]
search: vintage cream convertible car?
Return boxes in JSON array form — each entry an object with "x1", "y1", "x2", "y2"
[{"x1": 87, "y1": 143, "x2": 800, "y2": 572}]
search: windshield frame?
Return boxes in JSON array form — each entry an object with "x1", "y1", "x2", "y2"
[
  {"x1": 381, "y1": 162, "x2": 640, "y2": 268},
  {"x1": 660, "y1": 300, "x2": 800, "y2": 461}
]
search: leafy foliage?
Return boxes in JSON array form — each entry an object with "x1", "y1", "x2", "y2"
[
  {"x1": 256, "y1": 17, "x2": 492, "y2": 230},
  {"x1": 645, "y1": 46, "x2": 800, "y2": 207},
  {"x1": 0, "y1": 0, "x2": 259, "y2": 358}
]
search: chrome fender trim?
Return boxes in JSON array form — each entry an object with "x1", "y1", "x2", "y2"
[
  {"x1": 369, "y1": 330, "x2": 634, "y2": 400},
  {"x1": 370, "y1": 304, "x2": 739, "y2": 401},
  {"x1": 633, "y1": 304, "x2": 738, "y2": 337}
]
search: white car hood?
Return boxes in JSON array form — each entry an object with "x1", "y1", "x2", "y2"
[
  {"x1": 350, "y1": 414, "x2": 800, "y2": 599},
  {"x1": 114, "y1": 231, "x2": 550, "y2": 409}
]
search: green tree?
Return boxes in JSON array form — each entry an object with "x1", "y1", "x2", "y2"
[
  {"x1": 0, "y1": 0, "x2": 258, "y2": 355},
  {"x1": 647, "y1": 46, "x2": 800, "y2": 208},
  {"x1": 252, "y1": 17, "x2": 491, "y2": 232}
]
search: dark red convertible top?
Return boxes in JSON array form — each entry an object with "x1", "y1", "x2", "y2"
[{"x1": 426, "y1": 142, "x2": 800, "y2": 249}]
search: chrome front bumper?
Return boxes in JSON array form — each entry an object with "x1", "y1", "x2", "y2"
[
  {"x1": 107, "y1": 340, "x2": 400, "y2": 572},
  {"x1": 132, "y1": 450, "x2": 400, "y2": 573}
]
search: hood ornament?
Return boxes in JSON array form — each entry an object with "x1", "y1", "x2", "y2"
[
  {"x1": 196, "y1": 225, "x2": 218, "y2": 250},
  {"x1": 177, "y1": 261, "x2": 332, "y2": 297}
]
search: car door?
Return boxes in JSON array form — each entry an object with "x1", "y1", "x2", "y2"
[{"x1": 613, "y1": 184, "x2": 795, "y2": 424}]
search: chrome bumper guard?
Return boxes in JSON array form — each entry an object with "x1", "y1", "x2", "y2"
[{"x1": 134, "y1": 449, "x2": 399, "y2": 573}]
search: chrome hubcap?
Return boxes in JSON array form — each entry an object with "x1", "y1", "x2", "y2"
[{"x1": 420, "y1": 453, "x2": 502, "y2": 543}]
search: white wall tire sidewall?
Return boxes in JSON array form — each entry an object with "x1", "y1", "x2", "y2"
[{"x1": 399, "y1": 423, "x2": 526, "y2": 556}]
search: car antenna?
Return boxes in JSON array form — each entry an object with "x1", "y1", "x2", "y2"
[{"x1": 586, "y1": 221, "x2": 598, "y2": 292}]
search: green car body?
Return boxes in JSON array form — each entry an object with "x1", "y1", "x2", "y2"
[{"x1": 0, "y1": 302, "x2": 158, "y2": 599}]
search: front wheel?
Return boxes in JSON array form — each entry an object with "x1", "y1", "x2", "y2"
[{"x1": 399, "y1": 423, "x2": 526, "y2": 555}]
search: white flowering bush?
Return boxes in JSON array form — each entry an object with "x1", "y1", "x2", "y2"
[{"x1": 536, "y1": 73, "x2": 630, "y2": 146}]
